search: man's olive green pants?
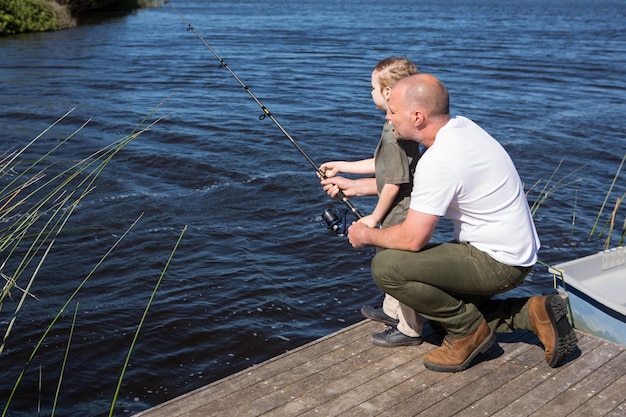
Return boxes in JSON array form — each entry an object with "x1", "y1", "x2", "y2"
[{"x1": 371, "y1": 242, "x2": 534, "y2": 338}]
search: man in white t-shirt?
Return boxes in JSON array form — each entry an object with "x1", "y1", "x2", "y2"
[{"x1": 341, "y1": 73, "x2": 577, "y2": 372}]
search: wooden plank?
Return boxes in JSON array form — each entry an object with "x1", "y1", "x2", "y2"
[
  {"x1": 529, "y1": 344, "x2": 626, "y2": 416},
  {"x1": 370, "y1": 332, "x2": 543, "y2": 417},
  {"x1": 134, "y1": 320, "x2": 379, "y2": 417},
  {"x1": 265, "y1": 353, "x2": 423, "y2": 416},
  {"x1": 337, "y1": 331, "x2": 531, "y2": 417},
  {"x1": 414, "y1": 339, "x2": 545, "y2": 416},
  {"x1": 135, "y1": 321, "x2": 626, "y2": 417},
  {"x1": 233, "y1": 323, "x2": 439, "y2": 416},
  {"x1": 570, "y1": 369, "x2": 626, "y2": 416},
  {"x1": 489, "y1": 334, "x2": 612, "y2": 417},
  {"x1": 218, "y1": 343, "x2": 389, "y2": 416},
  {"x1": 194, "y1": 326, "x2": 392, "y2": 416},
  {"x1": 451, "y1": 332, "x2": 602, "y2": 417}
]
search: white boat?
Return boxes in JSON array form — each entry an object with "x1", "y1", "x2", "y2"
[{"x1": 549, "y1": 246, "x2": 626, "y2": 346}]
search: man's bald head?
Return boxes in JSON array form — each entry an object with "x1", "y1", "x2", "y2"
[
  {"x1": 393, "y1": 73, "x2": 450, "y2": 119},
  {"x1": 386, "y1": 74, "x2": 450, "y2": 147}
]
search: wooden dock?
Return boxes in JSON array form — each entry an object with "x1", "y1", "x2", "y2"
[{"x1": 134, "y1": 319, "x2": 626, "y2": 416}]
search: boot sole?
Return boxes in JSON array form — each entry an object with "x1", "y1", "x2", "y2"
[
  {"x1": 545, "y1": 295, "x2": 578, "y2": 368},
  {"x1": 423, "y1": 330, "x2": 497, "y2": 373}
]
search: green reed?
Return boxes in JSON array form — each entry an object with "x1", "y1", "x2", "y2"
[
  {"x1": 528, "y1": 153, "x2": 625, "y2": 249},
  {"x1": 590, "y1": 152, "x2": 626, "y2": 249},
  {"x1": 51, "y1": 303, "x2": 79, "y2": 417},
  {"x1": 109, "y1": 225, "x2": 187, "y2": 416},
  {"x1": 527, "y1": 159, "x2": 583, "y2": 218},
  {"x1": 1, "y1": 102, "x2": 183, "y2": 415}
]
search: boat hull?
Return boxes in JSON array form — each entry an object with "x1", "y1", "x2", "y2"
[{"x1": 550, "y1": 247, "x2": 626, "y2": 346}]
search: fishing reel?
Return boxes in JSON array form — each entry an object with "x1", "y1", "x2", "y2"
[{"x1": 317, "y1": 208, "x2": 350, "y2": 236}]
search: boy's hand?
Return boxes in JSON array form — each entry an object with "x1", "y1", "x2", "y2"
[
  {"x1": 358, "y1": 215, "x2": 379, "y2": 228},
  {"x1": 320, "y1": 176, "x2": 352, "y2": 198},
  {"x1": 319, "y1": 161, "x2": 341, "y2": 178}
]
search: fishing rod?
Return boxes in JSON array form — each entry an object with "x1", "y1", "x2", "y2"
[{"x1": 167, "y1": 2, "x2": 363, "y2": 233}]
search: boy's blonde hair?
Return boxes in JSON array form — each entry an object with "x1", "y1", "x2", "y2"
[{"x1": 374, "y1": 57, "x2": 419, "y2": 92}]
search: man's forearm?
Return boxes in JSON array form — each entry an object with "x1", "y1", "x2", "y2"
[
  {"x1": 349, "y1": 223, "x2": 403, "y2": 249},
  {"x1": 348, "y1": 210, "x2": 438, "y2": 251}
]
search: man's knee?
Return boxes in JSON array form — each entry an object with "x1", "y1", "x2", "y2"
[{"x1": 371, "y1": 250, "x2": 396, "y2": 290}]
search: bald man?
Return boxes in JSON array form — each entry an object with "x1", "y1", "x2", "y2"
[{"x1": 326, "y1": 74, "x2": 577, "y2": 372}]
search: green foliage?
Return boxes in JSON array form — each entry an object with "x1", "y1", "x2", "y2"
[
  {"x1": 0, "y1": 0, "x2": 74, "y2": 35},
  {"x1": 0, "y1": 0, "x2": 163, "y2": 35},
  {"x1": 590, "y1": 152, "x2": 626, "y2": 248},
  {"x1": 72, "y1": 0, "x2": 160, "y2": 12},
  {"x1": 1, "y1": 105, "x2": 184, "y2": 415}
]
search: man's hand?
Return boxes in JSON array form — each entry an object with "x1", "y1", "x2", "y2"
[{"x1": 347, "y1": 222, "x2": 370, "y2": 248}]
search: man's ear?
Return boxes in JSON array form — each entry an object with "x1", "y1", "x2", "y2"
[{"x1": 412, "y1": 110, "x2": 425, "y2": 128}]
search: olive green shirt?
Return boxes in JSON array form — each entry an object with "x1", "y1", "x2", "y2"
[{"x1": 374, "y1": 121, "x2": 420, "y2": 228}]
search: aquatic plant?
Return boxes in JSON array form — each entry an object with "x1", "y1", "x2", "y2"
[
  {"x1": 590, "y1": 152, "x2": 626, "y2": 248},
  {"x1": 0, "y1": 106, "x2": 185, "y2": 416},
  {"x1": 527, "y1": 159, "x2": 583, "y2": 218},
  {"x1": 528, "y1": 153, "x2": 625, "y2": 249}
]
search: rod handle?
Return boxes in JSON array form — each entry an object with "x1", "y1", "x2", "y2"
[{"x1": 335, "y1": 189, "x2": 363, "y2": 219}]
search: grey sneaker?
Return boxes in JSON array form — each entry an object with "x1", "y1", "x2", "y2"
[
  {"x1": 360, "y1": 305, "x2": 399, "y2": 326},
  {"x1": 371, "y1": 327, "x2": 423, "y2": 347}
]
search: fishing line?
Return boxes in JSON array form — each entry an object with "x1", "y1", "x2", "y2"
[{"x1": 167, "y1": 1, "x2": 364, "y2": 232}]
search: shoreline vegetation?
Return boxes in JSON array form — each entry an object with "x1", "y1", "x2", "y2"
[
  {"x1": 1, "y1": 106, "x2": 187, "y2": 416},
  {"x1": 0, "y1": 0, "x2": 164, "y2": 35}
]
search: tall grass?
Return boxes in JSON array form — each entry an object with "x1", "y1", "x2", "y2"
[
  {"x1": 528, "y1": 153, "x2": 625, "y2": 249},
  {"x1": 1, "y1": 105, "x2": 185, "y2": 415},
  {"x1": 527, "y1": 159, "x2": 583, "y2": 218},
  {"x1": 543, "y1": 153, "x2": 625, "y2": 329},
  {"x1": 590, "y1": 152, "x2": 626, "y2": 248}
]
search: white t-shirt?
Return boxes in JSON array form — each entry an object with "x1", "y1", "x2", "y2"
[{"x1": 409, "y1": 116, "x2": 540, "y2": 266}]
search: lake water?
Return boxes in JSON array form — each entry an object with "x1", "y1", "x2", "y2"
[{"x1": 1, "y1": 0, "x2": 625, "y2": 415}]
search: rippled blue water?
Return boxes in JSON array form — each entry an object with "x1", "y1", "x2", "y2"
[{"x1": 1, "y1": 0, "x2": 625, "y2": 415}]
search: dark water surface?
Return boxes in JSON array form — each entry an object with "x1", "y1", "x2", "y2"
[{"x1": 1, "y1": 0, "x2": 625, "y2": 415}]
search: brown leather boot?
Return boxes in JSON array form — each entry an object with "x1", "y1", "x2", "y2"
[
  {"x1": 423, "y1": 319, "x2": 496, "y2": 372},
  {"x1": 528, "y1": 295, "x2": 577, "y2": 367}
]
